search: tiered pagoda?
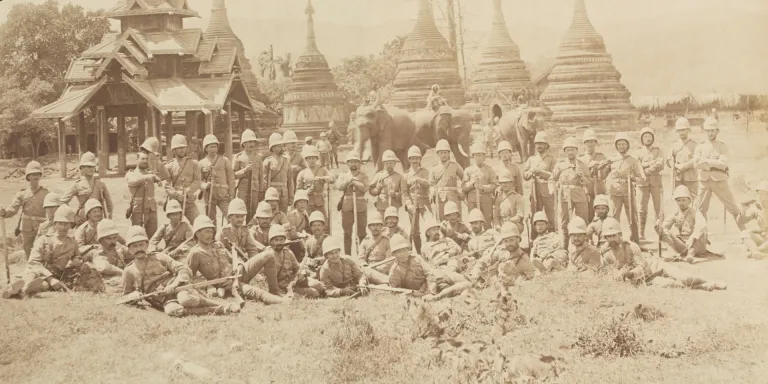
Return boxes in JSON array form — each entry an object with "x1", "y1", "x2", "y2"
[
  {"x1": 29, "y1": 0, "x2": 270, "y2": 178},
  {"x1": 281, "y1": 0, "x2": 347, "y2": 137},
  {"x1": 467, "y1": 0, "x2": 532, "y2": 122},
  {"x1": 391, "y1": 0, "x2": 464, "y2": 111},
  {"x1": 539, "y1": 0, "x2": 635, "y2": 129}
]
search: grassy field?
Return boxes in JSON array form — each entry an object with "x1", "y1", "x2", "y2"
[{"x1": 1, "y1": 115, "x2": 768, "y2": 383}]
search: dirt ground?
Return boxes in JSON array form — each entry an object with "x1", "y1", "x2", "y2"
[{"x1": 2, "y1": 115, "x2": 768, "y2": 383}]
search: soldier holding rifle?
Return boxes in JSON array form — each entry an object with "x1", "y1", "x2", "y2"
[{"x1": 233, "y1": 129, "x2": 263, "y2": 221}]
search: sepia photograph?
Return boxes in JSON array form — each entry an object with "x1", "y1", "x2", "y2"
[{"x1": 0, "y1": 0, "x2": 766, "y2": 382}]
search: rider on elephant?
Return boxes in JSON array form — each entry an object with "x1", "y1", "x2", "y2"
[
  {"x1": 370, "y1": 150, "x2": 411, "y2": 218},
  {"x1": 523, "y1": 132, "x2": 556, "y2": 238},
  {"x1": 404, "y1": 146, "x2": 431, "y2": 254},
  {"x1": 462, "y1": 143, "x2": 497, "y2": 227},
  {"x1": 578, "y1": 128, "x2": 608, "y2": 222},
  {"x1": 427, "y1": 84, "x2": 446, "y2": 112},
  {"x1": 495, "y1": 141, "x2": 524, "y2": 196},
  {"x1": 429, "y1": 139, "x2": 465, "y2": 221}
]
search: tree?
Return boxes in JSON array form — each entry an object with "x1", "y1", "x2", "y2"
[
  {"x1": 257, "y1": 77, "x2": 291, "y2": 116},
  {"x1": 0, "y1": 76, "x2": 58, "y2": 158},
  {"x1": 259, "y1": 45, "x2": 294, "y2": 80},
  {"x1": 331, "y1": 35, "x2": 406, "y2": 105}
]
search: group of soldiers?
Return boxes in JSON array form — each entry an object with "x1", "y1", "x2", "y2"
[{"x1": 2, "y1": 113, "x2": 755, "y2": 317}]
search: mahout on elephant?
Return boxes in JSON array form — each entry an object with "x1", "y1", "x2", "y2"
[{"x1": 496, "y1": 106, "x2": 548, "y2": 163}]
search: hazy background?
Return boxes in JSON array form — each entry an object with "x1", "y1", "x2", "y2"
[{"x1": 2, "y1": 0, "x2": 766, "y2": 96}]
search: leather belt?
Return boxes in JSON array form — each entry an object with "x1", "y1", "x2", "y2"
[{"x1": 24, "y1": 215, "x2": 46, "y2": 221}]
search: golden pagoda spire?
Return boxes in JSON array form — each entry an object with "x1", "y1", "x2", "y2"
[{"x1": 304, "y1": 0, "x2": 320, "y2": 54}]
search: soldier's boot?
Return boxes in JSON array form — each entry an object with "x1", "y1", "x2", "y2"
[
  {"x1": 264, "y1": 266, "x2": 281, "y2": 295},
  {"x1": 2, "y1": 280, "x2": 24, "y2": 299},
  {"x1": 344, "y1": 234, "x2": 352, "y2": 256},
  {"x1": 638, "y1": 213, "x2": 648, "y2": 241}
]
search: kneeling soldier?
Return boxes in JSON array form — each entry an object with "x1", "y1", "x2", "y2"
[
  {"x1": 441, "y1": 201, "x2": 472, "y2": 250},
  {"x1": 530, "y1": 211, "x2": 568, "y2": 272},
  {"x1": 358, "y1": 212, "x2": 393, "y2": 282},
  {"x1": 319, "y1": 237, "x2": 370, "y2": 297},
  {"x1": 149, "y1": 199, "x2": 194, "y2": 260}
]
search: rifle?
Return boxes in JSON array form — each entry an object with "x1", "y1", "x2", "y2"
[
  {"x1": 352, "y1": 188, "x2": 360, "y2": 258},
  {"x1": 628, "y1": 175, "x2": 640, "y2": 243},
  {"x1": 231, "y1": 245, "x2": 245, "y2": 305},
  {"x1": 657, "y1": 184, "x2": 664, "y2": 257},
  {"x1": 116, "y1": 275, "x2": 241, "y2": 305},
  {"x1": 1, "y1": 206, "x2": 8, "y2": 284},
  {"x1": 167, "y1": 236, "x2": 195, "y2": 259},
  {"x1": 327, "y1": 175, "x2": 333, "y2": 235},
  {"x1": 366, "y1": 284, "x2": 421, "y2": 295}
]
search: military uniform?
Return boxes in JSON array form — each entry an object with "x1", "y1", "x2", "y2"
[
  {"x1": 326, "y1": 128, "x2": 341, "y2": 168},
  {"x1": 531, "y1": 232, "x2": 568, "y2": 271},
  {"x1": 462, "y1": 164, "x2": 497, "y2": 226},
  {"x1": 660, "y1": 208, "x2": 710, "y2": 257},
  {"x1": 164, "y1": 157, "x2": 202, "y2": 224},
  {"x1": 150, "y1": 221, "x2": 194, "y2": 258},
  {"x1": 495, "y1": 162, "x2": 524, "y2": 195},
  {"x1": 82, "y1": 243, "x2": 127, "y2": 277},
  {"x1": 335, "y1": 169, "x2": 369, "y2": 255},
  {"x1": 604, "y1": 154, "x2": 644, "y2": 226},
  {"x1": 442, "y1": 221, "x2": 472, "y2": 250},
  {"x1": 586, "y1": 217, "x2": 607, "y2": 247},
  {"x1": 250, "y1": 225, "x2": 270, "y2": 247},
  {"x1": 25, "y1": 232, "x2": 80, "y2": 286},
  {"x1": 370, "y1": 170, "x2": 410, "y2": 217},
  {"x1": 296, "y1": 166, "x2": 333, "y2": 216},
  {"x1": 2, "y1": 185, "x2": 48, "y2": 257},
  {"x1": 382, "y1": 226, "x2": 410, "y2": 241},
  {"x1": 693, "y1": 139, "x2": 739, "y2": 218},
  {"x1": 125, "y1": 167, "x2": 160, "y2": 237},
  {"x1": 389, "y1": 254, "x2": 429, "y2": 292},
  {"x1": 74, "y1": 220, "x2": 100, "y2": 249},
  {"x1": 36, "y1": 220, "x2": 55, "y2": 240},
  {"x1": 316, "y1": 139, "x2": 332, "y2": 167},
  {"x1": 523, "y1": 152, "x2": 556, "y2": 232},
  {"x1": 467, "y1": 229, "x2": 499, "y2": 259},
  {"x1": 429, "y1": 160, "x2": 464, "y2": 221},
  {"x1": 301, "y1": 234, "x2": 328, "y2": 278},
  {"x1": 217, "y1": 224, "x2": 264, "y2": 258},
  {"x1": 470, "y1": 247, "x2": 537, "y2": 283},
  {"x1": 549, "y1": 158, "x2": 592, "y2": 245},
  {"x1": 667, "y1": 138, "x2": 699, "y2": 202},
  {"x1": 358, "y1": 234, "x2": 392, "y2": 275},
  {"x1": 404, "y1": 165, "x2": 431, "y2": 253},
  {"x1": 263, "y1": 154, "x2": 294, "y2": 213},
  {"x1": 61, "y1": 177, "x2": 113, "y2": 225},
  {"x1": 635, "y1": 144, "x2": 665, "y2": 237},
  {"x1": 422, "y1": 236, "x2": 462, "y2": 271},
  {"x1": 493, "y1": 191, "x2": 524, "y2": 233},
  {"x1": 578, "y1": 151, "x2": 608, "y2": 221},
  {"x1": 319, "y1": 256, "x2": 368, "y2": 297},
  {"x1": 287, "y1": 208, "x2": 309, "y2": 262},
  {"x1": 568, "y1": 242, "x2": 602, "y2": 270},
  {"x1": 199, "y1": 155, "x2": 235, "y2": 223}
]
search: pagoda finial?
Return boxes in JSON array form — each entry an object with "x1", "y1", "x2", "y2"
[
  {"x1": 212, "y1": 0, "x2": 225, "y2": 9},
  {"x1": 304, "y1": 0, "x2": 320, "y2": 54},
  {"x1": 572, "y1": 0, "x2": 595, "y2": 30},
  {"x1": 206, "y1": 0, "x2": 235, "y2": 37}
]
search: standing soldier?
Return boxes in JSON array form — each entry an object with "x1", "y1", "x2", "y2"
[
  {"x1": 335, "y1": 152, "x2": 369, "y2": 255},
  {"x1": 462, "y1": 142, "x2": 497, "y2": 227},
  {"x1": 126, "y1": 152, "x2": 162, "y2": 237},
  {"x1": 635, "y1": 127, "x2": 665, "y2": 239},
  {"x1": 283, "y1": 130, "x2": 306, "y2": 185},
  {"x1": 37, "y1": 192, "x2": 61, "y2": 239},
  {"x1": 149, "y1": 200, "x2": 194, "y2": 259},
  {"x1": 693, "y1": 118, "x2": 744, "y2": 230},
  {"x1": 296, "y1": 146, "x2": 334, "y2": 216},
  {"x1": 61, "y1": 152, "x2": 113, "y2": 225},
  {"x1": 667, "y1": 117, "x2": 699, "y2": 202},
  {"x1": 430, "y1": 139, "x2": 465, "y2": 221},
  {"x1": 232, "y1": 129, "x2": 262, "y2": 221},
  {"x1": 494, "y1": 170, "x2": 525, "y2": 233},
  {"x1": 370, "y1": 150, "x2": 409, "y2": 218},
  {"x1": 326, "y1": 121, "x2": 341, "y2": 168},
  {"x1": 139, "y1": 137, "x2": 169, "y2": 180},
  {"x1": 579, "y1": 129, "x2": 607, "y2": 222},
  {"x1": 495, "y1": 141, "x2": 524, "y2": 195},
  {"x1": 599, "y1": 133, "x2": 645, "y2": 233},
  {"x1": 263, "y1": 133, "x2": 294, "y2": 213},
  {"x1": 164, "y1": 135, "x2": 201, "y2": 224},
  {"x1": 403, "y1": 146, "x2": 431, "y2": 253},
  {"x1": 0, "y1": 161, "x2": 48, "y2": 257},
  {"x1": 549, "y1": 137, "x2": 592, "y2": 246},
  {"x1": 523, "y1": 132, "x2": 556, "y2": 235},
  {"x1": 199, "y1": 134, "x2": 235, "y2": 225},
  {"x1": 316, "y1": 132, "x2": 332, "y2": 168}
]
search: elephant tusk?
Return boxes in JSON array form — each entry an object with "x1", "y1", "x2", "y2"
[{"x1": 458, "y1": 145, "x2": 469, "y2": 158}]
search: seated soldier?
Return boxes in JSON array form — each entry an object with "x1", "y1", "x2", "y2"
[
  {"x1": 74, "y1": 198, "x2": 124, "y2": 251},
  {"x1": 189, "y1": 216, "x2": 288, "y2": 305},
  {"x1": 81, "y1": 219, "x2": 127, "y2": 278},
  {"x1": 441, "y1": 201, "x2": 472, "y2": 250},
  {"x1": 601, "y1": 218, "x2": 726, "y2": 291},
  {"x1": 740, "y1": 185, "x2": 768, "y2": 259},
  {"x1": 466, "y1": 209, "x2": 500, "y2": 269},
  {"x1": 567, "y1": 217, "x2": 602, "y2": 271},
  {"x1": 262, "y1": 224, "x2": 322, "y2": 298},
  {"x1": 121, "y1": 225, "x2": 240, "y2": 317},
  {"x1": 493, "y1": 170, "x2": 525, "y2": 232},
  {"x1": 421, "y1": 215, "x2": 462, "y2": 271},
  {"x1": 586, "y1": 194, "x2": 610, "y2": 247},
  {"x1": 529, "y1": 211, "x2": 568, "y2": 272},
  {"x1": 388, "y1": 234, "x2": 471, "y2": 302},
  {"x1": 319, "y1": 237, "x2": 370, "y2": 298},
  {"x1": 470, "y1": 223, "x2": 539, "y2": 286},
  {"x1": 287, "y1": 190, "x2": 310, "y2": 262},
  {"x1": 249, "y1": 188, "x2": 289, "y2": 228},
  {"x1": 358, "y1": 212, "x2": 393, "y2": 283},
  {"x1": 659, "y1": 185, "x2": 724, "y2": 262},
  {"x1": 250, "y1": 201, "x2": 274, "y2": 246},
  {"x1": 382, "y1": 206, "x2": 410, "y2": 241},
  {"x1": 36, "y1": 192, "x2": 61, "y2": 239},
  {"x1": 217, "y1": 198, "x2": 265, "y2": 261},
  {"x1": 301, "y1": 211, "x2": 329, "y2": 279},
  {"x1": 149, "y1": 199, "x2": 194, "y2": 260}
]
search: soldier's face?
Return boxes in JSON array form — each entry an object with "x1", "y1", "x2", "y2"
[
  {"x1": 174, "y1": 148, "x2": 187, "y2": 158},
  {"x1": 393, "y1": 248, "x2": 410, "y2": 263},
  {"x1": 258, "y1": 217, "x2": 271, "y2": 228},
  {"x1": 80, "y1": 166, "x2": 95, "y2": 177},
  {"x1": 534, "y1": 221, "x2": 548, "y2": 234},
  {"x1": 500, "y1": 181, "x2": 513, "y2": 192},
  {"x1": 426, "y1": 227, "x2": 440, "y2": 241},
  {"x1": 641, "y1": 133, "x2": 654, "y2": 146},
  {"x1": 615, "y1": 141, "x2": 629, "y2": 153},
  {"x1": 101, "y1": 234, "x2": 118, "y2": 249},
  {"x1": 272, "y1": 144, "x2": 284, "y2": 155},
  {"x1": 129, "y1": 241, "x2": 149, "y2": 259},
  {"x1": 168, "y1": 212, "x2": 182, "y2": 224},
  {"x1": 535, "y1": 143, "x2": 548, "y2": 154},
  {"x1": 310, "y1": 221, "x2": 325, "y2": 235},
  {"x1": 270, "y1": 236, "x2": 286, "y2": 251},
  {"x1": 368, "y1": 223, "x2": 383, "y2": 236},
  {"x1": 229, "y1": 214, "x2": 245, "y2": 227},
  {"x1": 306, "y1": 157, "x2": 318, "y2": 167},
  {"x1": 196, "y1": 228, "x2": 214, "y2": 244},
  {"x1": 325, "y1": 249, "x2": 340, "y2": 263},
  {"x1": 385, "y1": 216, "x2": 399, "y2": 228},
  {"x1": 295, "y1": 201, "x2": 307, "y2": 211},
  {"x1": 705, "y1": 128, "x2": 718, "y2": 140},
  {"x1": 409, "y1": 157, "x2": 421, "y2": 168},
  {"x1": 205, "y1": 144, "x2": 218, "y2": 155},
  {"x1": 675, "y1": 197, "x2": 691, "y2": 211},
  {"x1": 499, "y1": 150, "x2": 512, "y2": 161},
  {"x1": 570, "y1": 233, "x2": 586, "y2": 247},
  {"x1": 54, "y1": 222, "x2": 71, "y2": 235},
  {"x1": 584, "y1": 140, "x2": 597, "y2": 151},
  {"x1": 88, "y1": 208, "x2": 103, "y2": 222},
  {"x1": 605, "y1": 234, "x2": 621, "y2": 247},
  {"x1": 137, "y1": 153, "x2": 149, "y2": 169},
  {"x1": 565, "y1": 147, "x2": 578, "y2": 160},
  {"x1": 438, "y1": 151, "x2": 450, "y2": 162},
  {"x1": 446, "y1": 213, "x2": 459, "y2": 224},
  {"x1": 267, "y1": 200, "x2": 278, "y2": 212},
  {"x1": 595, "y1": 205, "x2": 609, "y2": 219},
  {"x1": 384, "y1": 161, "x2": 395, "y2": 172},
  {"x1": 473, "y1": 153, "x2": 486, "y2": 165},
  {"x1": 470, "y1": 221, "x2": 484, "y2": 234},
  {"x1": 503, "y1": 236, "x2": 520, "y2": 251},
  {"x1": 677, "y1": 129, "x2": 690, "y2": 140},
  {"x1": 244, "y1": 142, "x2": 257, "y2": 151},
  {"x1": 347, "y1": 160, "x2": 360, "y2": 171}
]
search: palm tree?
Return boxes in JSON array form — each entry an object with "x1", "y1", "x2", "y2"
[{"x1": 258, "y1": 45, "x2": 277, "y2": 80}]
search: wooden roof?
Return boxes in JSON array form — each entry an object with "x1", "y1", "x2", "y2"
[
  {"x1": 122, "y1": 73, "x2": 242, "y2": 112},
  {"x1": 30, "y1": 78, "x2": 108, "y2": 119},
  {"x1": 105, "y1": 0, "x2": 199, "y2": 18}
]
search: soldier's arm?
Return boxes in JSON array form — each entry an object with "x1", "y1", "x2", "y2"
[
  {"x1": 522, "y1": 159, "x2": 533, "y2": 180},
  {"x1": 692, "y1": 145, "x2": 705, "y2": 169},
  {"x1": 122, "y1": 268, "x2": 136, "y2": 295},
  {"x1": 530, "y1": 239, "x2": 540, "y2": 259},
  {"x1": 58, "y1": 183, "x2": 76, "y2": 205},
  {"x1": 74, "y1": 224, "x2": 86, "y2": 247},
  {"x1": 99, "y1": 182, "x2": 114, "y2": 219},
  {"x1": 320, "y1": 265, "x2": 342, "y2": 297},
  {"x1": 149, "y1": 225, "x2": 166, "y2": 251},
  {"x1": 185, "y1": 250, "x2": 200, "y2": 278},
  {"x1": 512, "y1": 195, "x2": 524, "y2": 223},
  {"x1": 460, "y1": 168, "x2": 473, "y2": 194},
  {"x1": 1, "y1": 191, "x2": 23, "y2": 218},
  {"x1": 627, "y1": 243, "x2": 647, "y2": 279},
  {"x1": 334, "y1": 173, "x2": 348, "y2": 191},
  {"x1": 388, "y1": 264, "x2": 402, "y2": 288},
  {"x1": 223, "y1": 158, "x2": 235, "y2": 198},
  {"x1": 156, "y1": 158, "x2": 171, "y2": 180},
  {"x1": 160, "y1": 253, "x2": 191, "y2": 286},
  {"x1": 456, "y1": 164, "x2": 465, "y2": 181},
  {"x1": 245, "y1": 231, "x2": 264, "y2": 256},
  {"x1": 483, "y1": 168, "x2": 497, "y2": 193},
  {"x1": 536, "y1": 156, "x2": 555, "y2": 179},
  {"x1": 354, "y1": 173, "x2": 369, "y2": 194},
  {"x1": 232, "y1": 157, "x2": 247, "y2": 179},
  {"x1": 709, "y1": 144, "x2": 729, "y2": 170},
  {"x1": 548, "y1": 163, "x2": 560, "y2": 195},
  {"x1": 469, "y1": 250, "x2": 497, "y2": 281},
  {"x1": 368, "y1": 173, "x2": 381, "y2": 196},
  {"x1": 513, "y1": 167, "x2": 524, "y2": 195},
  {"x1": 633, "y1": 159, "x2": 647, "y2": 180},
  {"x1": 352, "y1": 260, "x2": 368, "y2": 287},
  {"x1": 358, "y1": 241, "x2": 370, "y2": 264},
  {"x1": 26, "y1": 237, "x2": 53, "y2": 278},
  {"x1": 126, "y1": 170, "x2": 153, "y2": 187},
  {"x1": 399, "y1": 176, "x2": 412, "y2": 208}
]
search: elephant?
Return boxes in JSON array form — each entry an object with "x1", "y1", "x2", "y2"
[
  {"x1": 352, "y1": 104, "x2": 419, "y2": 171},
  {"x1": 496, "y1": 106, "x2": 547, "y2": 163},
  {"x1": 411, "y1": 105, "x2": 472, "y2": 169}
]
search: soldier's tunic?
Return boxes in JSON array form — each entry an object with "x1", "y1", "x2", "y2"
[
  {"x1": 470, "y1": 247, "x2": 537, "y2": 283},
  {"x1": 600, "y1": 241, "x2": 646, "y2": 279},
  {"x1": 493, "y1": 191, "x2": 524, "y2": 232},
  {"x1": 146, "y1": 152, "x2": 170, "y2": 181},
  {"x1": 263, "y1": 154, "x2": 294, "y2": 213},
  {"x1": 667, "y1": 138, "x2": 699, "y2": 202},
  {"x1": 383, "y1": 226, "x2": 410, "y2": 241},
  {"x1": 442, "y1": 221, "x2": 472, "y2": 250},
  {"x1": 568, "y1": 243, "x2": 602, "y2": 270},
  {"x1": 586, "y1": 216, "x2": 607, "y2": 247},
  {"x1": 370, "y1": 169, "x2": 410, "y2": 217},
  {"x1": 319, "y1": 256, "x2": 367, "y2": 297},
  {"x1": 468, "y1": 229, "x2": 499, "y2": 258},
  {"x1": 335, "y1": 170, "x2": 369, "y2": 255},
  {"x1": 316, "y1": 140, "x2": 332, "y2": 167},
  {"x1": 187, "y1": 243, "x2": 234, "y2": 290},
  {"x1": 250, "y1": 225, "x2": 270, "y2": 248},
  {"x1": 326, "y1": 129, "x2": 341, "y2": 167},
  {"x1": 287, "y1": 209, "x2": 309, "y2": 262},
  {"x1": 462, "y1": 164, "x2": 497, "y2": 226},
  {"x1": 36, "y1": 219, "x2": 55, "y2": 239},
  {"x1": 635, "y1": 145, "x2": 665, "y2": 236},
  {"x1": 199, "y1": 155, "x2": 235, "y2": 222},
  {"x1": 495, "y1": 162, "x2": 524, "y2": 195},
  {"x1": 531, "y1": 232, "x2": 568, "y2": 271},
  {"x1": 61, "y1": 176, "x2": 112, "y2": 225},
  {"x1": 524, "y1": 152, "x2": 556, "y2": 233},
  {"x1": 82, "y1": 243, "x2": 127, "y2": 276},
  {"x1": 358, "y1": 234, "x2": 391, "y2": 274},
  {"x1": 296, "y1": 166, "x2": 334, "y2": 216},
  {"x1": 429, "y1": 160, "x2": 465, "y2": 221},
  {"x1": 422, "y1": 236, "x2": 462, "y2": 271},
  {"x1": 549, "y1": 158, "x2": 592, "y2": 245},
  {"x1": 150, "y1": 221, "x2": 194, "y2": 259},
  {"x1": 285, "y1": 150, "x2": 307, "y2": 186},
  {"x1": 661, "y1": 208, "x2": 709, "y2": 257},
  {"x1": 125, "y1": 167, "x2": 159, "y2": 237},
  {"x1": 693, "y1": 139, "x2": 739, "y2": 217},
  {"x1": 2, "y1": 185, "x2": 48, "y2": 257},
  {"x1": 604, "y1": 154, "x2": 644, "y2": 232},
  {"x1": 216, "y1": 224, "x2": 264, "y2": 259},
  {"x1": 404, "y1": 165, "x2": 431, "y2": 253},
  {"x1": 74, "y1": 220, "x2": 100, "y2": 249},
  {"x1": 267, "y1": 246, "x2": 300, "y2": 294},
  {"x1": 232, "y1": 150, "x2": 264, "y2": 220},
  {"x1": 389, "y1": 254, "x2": 429, "y2": 292},
  {"x1": 578, "y1": 150, "x2": 608, "y2": 221},
  {"x1": 301, "y1": 234, "x2": 328, "y2": 278},
  {"x1": 164, "y1": 156, "x2": 202, "y2": 224},
  {"x1": 25, "y1": 232, "x2": 79, "y2": 285}
]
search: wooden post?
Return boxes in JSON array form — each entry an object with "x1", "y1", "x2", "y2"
[
  {"x1": 165, "y1": 111, "x2": 173, "y2": 159},
  {"x1": 117, "y1": 111, "x2": 126, "y2": 174},
  {"x1": 204, "y1": 111, "x2": 214, "y2": 135},
  {"x1": 97, "y1": 106, "x2": 108, "y2": 177},
  {"x1": 146, "y1": 104, "x2": 155, "y2": 140},
  {"x1": 154, "y1": 110, "x2": 162, "y2": 138},
  {"x1": 225, "y1": 103, "x2": 233, "y2": 160},
  {"x1": 185, "y1": 111, "x2": 196, "y2": 139},
  {"x1": 76, "y1": 112, "x2": 86, "y2": 159},
  {"x1": 238, "y1": 108, "x2": 246, "y2": 136},
  {"x1": 138, "y1": 108, "x2": 146, "y2": 147},
  {"x1": 57, "y1": 119, "x2": 67, "y2": 179}
]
